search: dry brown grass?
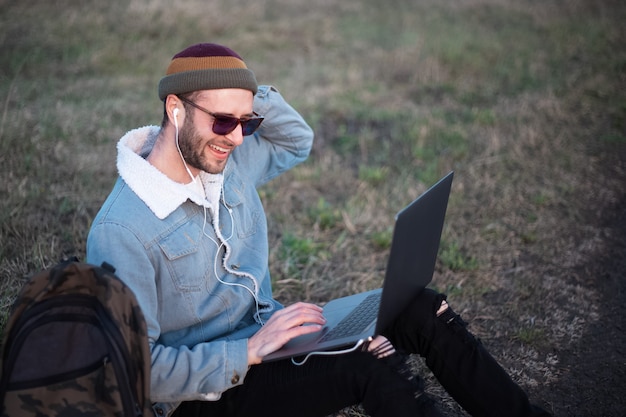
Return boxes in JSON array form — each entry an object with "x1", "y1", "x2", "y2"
[{"x1": 1, "y1": 0, "x2": 625, "y2": 415}]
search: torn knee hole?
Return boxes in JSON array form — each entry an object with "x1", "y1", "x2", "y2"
[{"x1": 436, "y1": 300, "x2": 449, "y2": 317}]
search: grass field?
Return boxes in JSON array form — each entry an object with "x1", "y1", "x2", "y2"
[{"x1": 1, "y1": 0, "x2": 625, "y2": 415}]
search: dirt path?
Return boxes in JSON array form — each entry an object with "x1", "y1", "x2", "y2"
[{"x1": 545, "y1": 195, "x2": 626, "y2": 417}]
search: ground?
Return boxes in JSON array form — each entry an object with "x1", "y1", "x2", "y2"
[
  {"x1": 429, "y1": 153, "x2": 626, "y2": 417},
  {"x1": 541, "y1": 195, "x2": 626, "y2": 416},
  {"x1": 332, "y1": 145, "x2": 626, "y2": 417}
]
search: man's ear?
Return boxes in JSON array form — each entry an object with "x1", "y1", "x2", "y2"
[{"x1": 165, "y1": 94, "x2": 183, "y2": 125}]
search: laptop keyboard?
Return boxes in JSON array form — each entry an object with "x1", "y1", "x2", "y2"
[{"x1": 319, "y1": 292, "x2": 381, "y2": 342}]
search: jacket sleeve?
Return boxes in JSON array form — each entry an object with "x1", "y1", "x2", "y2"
[
  {"x1": 87, "y1": 216, "x2": 251, "y2": 403},
  {"x1": 232, "y1": 85, "x2": 314, "y2": 187}
]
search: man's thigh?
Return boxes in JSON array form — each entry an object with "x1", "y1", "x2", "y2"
[{"x1": 173, "y1": 351, "x2": 392, "y2": 417}]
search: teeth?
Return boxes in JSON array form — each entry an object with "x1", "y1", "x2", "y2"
[{"x1": 209, "y1": 144, "x2": 228, "y2": 153}]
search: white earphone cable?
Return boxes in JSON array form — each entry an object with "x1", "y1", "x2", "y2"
[
  {"x1": 201, "y1": 201, "x2": 264, "y2": 326},
  {"x1": 174, "y1": 110, "x2": 264, "y2": 325},
  {"x1": 174, "y1": 112, "x2": 197, "y2": 184},
  {"x1": 290, "y1": 338, "x2": 369, "y2": 366}
]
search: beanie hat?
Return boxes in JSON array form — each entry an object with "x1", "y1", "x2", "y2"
[{"x1": 158, "y1": 43, "x2": 258, "y2": 101}]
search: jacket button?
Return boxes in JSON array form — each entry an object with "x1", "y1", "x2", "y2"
[
  {"x1": 231, "y1": 264, "x2": 240, "y2": 270},
  {"x1": 231, "y1": 373, "x2": 240, "y2": 384}
]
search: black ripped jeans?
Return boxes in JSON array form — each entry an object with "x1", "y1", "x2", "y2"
[{"x1": 172, "y1": 289, "x2": 552, "y2": 417}]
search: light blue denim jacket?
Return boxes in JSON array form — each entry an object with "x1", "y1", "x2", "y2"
[{"x1": 86, "y1": 86, "x2": 314, "y2": 416}]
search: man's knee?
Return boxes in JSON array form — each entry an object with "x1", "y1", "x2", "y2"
[{"x1": 415, "y1": 288, "x2": 448, "y2": 319}]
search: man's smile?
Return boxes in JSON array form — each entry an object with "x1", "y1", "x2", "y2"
[{"x1": 208, "y1": 143, "x2": 231, "y2": 158}]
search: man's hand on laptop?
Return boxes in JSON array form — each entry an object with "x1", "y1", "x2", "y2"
[{"x1": 247, "y1": 302, "x2": 326, "y2": 365}]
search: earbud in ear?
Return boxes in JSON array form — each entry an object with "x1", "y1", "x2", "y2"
[{"x1": 173, "y1": 108, "x2": 179, "y2": 118}]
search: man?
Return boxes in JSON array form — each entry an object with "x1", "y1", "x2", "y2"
[{"x1": 87, "y1": 43, "x2": 551, "y2": 417}]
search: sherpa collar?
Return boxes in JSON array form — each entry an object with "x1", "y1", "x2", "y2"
[{"x1": 116, "y1": 126, "x2": 223, "y2": 220}]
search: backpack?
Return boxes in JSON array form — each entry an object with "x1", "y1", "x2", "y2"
[{"x1": 0, "y1": 258, "x2": 154, "y2": 417}]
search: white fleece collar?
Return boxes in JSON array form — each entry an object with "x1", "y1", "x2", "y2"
[{"x1": 116, "y1": 126, "x2": 223, "y2": 220}]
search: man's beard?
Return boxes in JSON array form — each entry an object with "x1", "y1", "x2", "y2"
[{"x1": 178, "y1": 121, "x2": 225, "y2": 175}]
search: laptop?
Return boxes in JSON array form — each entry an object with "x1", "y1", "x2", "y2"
[{"x1": 262, "y1": 171, "x2": 454, "y2": 363}]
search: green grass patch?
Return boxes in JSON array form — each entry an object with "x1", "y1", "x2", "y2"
[
  {"x1": 276, "y1": 233, "x2": 325, "y2": 280},
  {"x1": 370, "y1": 228, "x2": 394, "y2": 251},
  {"x1": 358, "y1": 166, "x2": 389, "y2": 186},
  {"x1": 308, "y1": 198, "x2": 343, "y2": 230},
  {"x1": 514, "y1": 326, "x2": 547, "y2": 346},
  {"x1": 439, "y1": 241, "x2": 479, "y2": 272}
]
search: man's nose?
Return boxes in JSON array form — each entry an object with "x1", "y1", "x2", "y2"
[{"x1": 226, "y1": 125, "x2": 245, "y2": 146}]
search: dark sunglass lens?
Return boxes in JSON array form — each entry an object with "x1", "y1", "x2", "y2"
[
  {"x1": 241, "y1": 118, "x2": 263, "y2": 136},
  {"x1": 212, "y1": 116, "x2": 239, "y2": 135}
]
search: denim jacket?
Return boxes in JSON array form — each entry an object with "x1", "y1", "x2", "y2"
[{"x1": 86, "y1": 86, "x2": 314, "y2": 416}]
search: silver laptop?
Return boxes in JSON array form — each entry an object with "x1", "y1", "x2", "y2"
[{"x1": 262, "y1": 171, "x2": 454, "y2": 363}]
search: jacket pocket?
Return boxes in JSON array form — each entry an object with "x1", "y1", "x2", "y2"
[
  {"x1": 158, "y1": 222, "x2": 203, "y2": 292},
  {"x1": 223, "y1": 172, "x2": 261, "y2": 239}
]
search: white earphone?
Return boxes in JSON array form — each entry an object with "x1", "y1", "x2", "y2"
[{"x1": 172, "y1": 105, "x2": 194, "y2": 183}]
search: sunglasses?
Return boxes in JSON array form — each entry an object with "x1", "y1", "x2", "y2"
[{"x1": 177, "y1": 96, "x2": 264, "y2": 136}]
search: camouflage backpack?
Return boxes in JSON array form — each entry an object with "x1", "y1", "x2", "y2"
[{"x1": 0, "y1": 258, "x2": 153, "y2": 417}]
